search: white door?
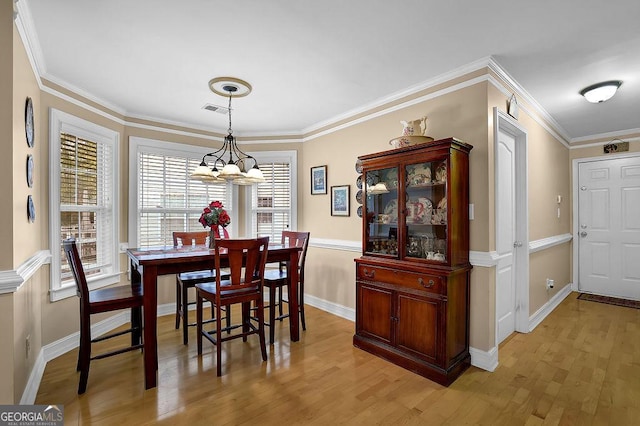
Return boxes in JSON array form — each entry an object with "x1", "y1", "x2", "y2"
[
  {"x1": 496, "y1": 130, "x2": 516, "y2": 344},
  {"x1": 578, "y1": 156, "x2": 640, "y2": 300}
]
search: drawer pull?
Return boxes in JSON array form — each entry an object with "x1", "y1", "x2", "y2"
[
  {"x1": 363, "y1": 268, "x2": 375, "y2": 278},
  {"x1": 419, "y1": 278, "x2": 435, "y2": 288}
]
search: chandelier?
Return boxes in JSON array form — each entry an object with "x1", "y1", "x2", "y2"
[{"x1": 191, "y1": 77, "x2": 265, "y2": 185}]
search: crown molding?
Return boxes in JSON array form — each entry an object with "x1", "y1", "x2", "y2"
[{"x1": 570, "y1": 128, "x2": 640, "y2": 144}]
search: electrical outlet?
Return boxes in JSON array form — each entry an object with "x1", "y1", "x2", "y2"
[
  {"x1": 546, "y1": 278, "x2": 554, "y2": 290},
  {"x1": 25, "y1": 334, "x2": 31, "y2": 358}
]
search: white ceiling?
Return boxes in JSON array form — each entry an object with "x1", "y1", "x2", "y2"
[{"x1": 20, "y1": 0, "x2": 640, "y2": 142}]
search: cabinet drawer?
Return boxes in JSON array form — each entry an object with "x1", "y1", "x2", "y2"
[{"x1": 357, "y1": 265, "x2": 443, "y2": 294}]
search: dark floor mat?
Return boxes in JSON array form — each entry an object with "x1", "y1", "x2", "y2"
[{"x1": 577, "y1": 293, "x2": 640, "y2": 310}]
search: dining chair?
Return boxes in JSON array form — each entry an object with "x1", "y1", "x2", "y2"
[
  {"x1": 196, "y1": 237, "x2": 269, "y2": 376},
  {"x1": 263, "y1": 231, "x2": 310, "y2": 344},
  {"x1": 62, "y1": 238, "x2": 144, "y2": 394},
  {"x1": 173, "y1": 230, "x2": 230, "y2": 345}
]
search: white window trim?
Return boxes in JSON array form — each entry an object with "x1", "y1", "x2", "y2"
[
  {"x1": 243, "y1": 150, "x2": 298, "y2": 237},
  {"x1": 49, "y1": 109, "x2": 120, "y2": 301},
  {"x1": 128, "y1": 136, "x2": 238, "y2": 248}
]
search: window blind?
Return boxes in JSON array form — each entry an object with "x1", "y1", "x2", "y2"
[
  {"x1": 59, "y1": 133, "x2": 114, "y2": 282},
  {"x1": 252, "y1": 161, "x2": 291, "y2": 241},
  {"x1": 137, "y1": 151, "x2": 231, "y2": 247}
]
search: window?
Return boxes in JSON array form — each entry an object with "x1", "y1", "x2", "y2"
[
  {"x1": 247, "y1": 151, "x2": 297, "y2": 242},
  {"x1": 128, "y1": 137, "x2": 235, "y2": 248},
  {"x1": 49, "y1": 109, "x2": 120, "y2": 301}
]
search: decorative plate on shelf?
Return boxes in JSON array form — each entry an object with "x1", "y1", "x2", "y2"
[
  {"x1": 435, "y1": 163, "x2": 447, "y2": 182},
  {"x1": 407, "y1": 164, "x2": 432, "y2": 186},
  {"x1": 384, "y1": 199, "x2": 398, "y2": 222},
  {"x1": 406, "y1": 197, "x2": 432, "y2": 224}
]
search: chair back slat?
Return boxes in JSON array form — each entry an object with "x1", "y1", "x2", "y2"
[
  {"x1": 173, "y1": 228, "x2": 230, "y2": 247},
  {"x1": 214, "y1": 237, "x2": 269, "y2": 295},
  {"x1": 172, "y1": 231, "x2": 208, "y2": 247},
  {"x1": 281, "y1": 231, "x2": 310, "y2": 277},
  {"x1": 63, "y1": 238, "x2": 90, "y2": 306}
]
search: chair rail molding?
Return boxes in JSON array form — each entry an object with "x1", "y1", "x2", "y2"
[
  {"x1": 309, "y1": 238, "x2": 361, "y2": 252},
  {"x1": 0, "y1": 250, "x2": 51, "y2": 294}
]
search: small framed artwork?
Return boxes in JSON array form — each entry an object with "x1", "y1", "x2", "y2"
[
  {"x1": 311, "y1": 165, "x2": 327, "y2": 195},
  {"x1": 331, "y1": 185, "x2": 350, "y2": 216}
]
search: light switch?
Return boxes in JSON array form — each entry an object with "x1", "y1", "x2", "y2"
[{"x1": 469, "y1": 204, "x2": 474, "y2": 220}]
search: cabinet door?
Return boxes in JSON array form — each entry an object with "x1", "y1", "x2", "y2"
[
  {"x1": 364, "y1": 166, "x2": 399, "y2": 257},
  {"x1": 396, "y1": 292, "x2": 441, "y2": 364},
  {"x1": 357, "y1": 283, "x2": 392, "y2": 344},
  {"x1": 404, "y1": 159, "x2": 448, "y2": 263}
]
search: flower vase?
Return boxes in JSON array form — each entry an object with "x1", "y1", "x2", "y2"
[{"x1": 209, "y1": 226, "x2": 221, "y2": 249}]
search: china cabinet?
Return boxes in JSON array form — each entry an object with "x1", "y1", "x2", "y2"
[{"x1": 353, "y1": 137, "x2": 473, "y2": 386}]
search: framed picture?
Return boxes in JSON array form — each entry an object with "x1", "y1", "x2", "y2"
[
  {"x1": 331, "y1": 185, "x2": 350, "y2": 216},
  {"x1": 311, "y1": 165, "x2": 327, "y2": 195}
]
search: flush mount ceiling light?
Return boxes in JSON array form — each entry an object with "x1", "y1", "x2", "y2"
[
  {"x1": 579, "y1": 80, "x2": 622, "y2": 103},
  {"x1": 191, "y1": 77, "x2": 265, "y2": 186}
]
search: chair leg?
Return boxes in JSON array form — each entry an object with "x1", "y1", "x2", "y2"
[
  {"x1": 131, "y1": 306, "x2": 142, "y2": 346},
  {"x1": 242, "y1": 302, "x2": 250, "y2": 342},
  {"x1": 257, "y1": 300, "x2": 268, "y2": 361},
  {"x1": 196, "y1": 292, "x2": 203, "y2": 356},
  {"x1": 175, "y1": 280, "x2": 181, "y2": 329},
  {"x1": 277, "y1": 285, "x2": 284, "y2": 320},
  {"x1": 269, "y1": 286, "x2": 276, "y2": 344},
  {"x1": 182, "y1": 283, "x2": 190, "y2": 345},
  {"x1": 77, "y1": 314, "x2": 91, "y2": 394},
  {"x1": 299, "y1": 282, "x2": 306, "y2": 331},
  {"x1": 216, "y1": 303, "x2": 223, "y2": 377},
  {"x1": 225, "y1": 304, "x2": 232, "y2": 334}
]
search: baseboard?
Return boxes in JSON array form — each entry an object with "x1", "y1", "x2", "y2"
[
  {"x1": 469, "y1": 346, "x2": 498, "y2": 372},
  {"x1": 21, "y1": 311, "x2": 130, "y2": 404},
  {"x1": 304, "y1": 294, "x2": 355, "y2": 322},
  {"x1": 529, "y1": 283, "x2": 573, "y2": 332}
]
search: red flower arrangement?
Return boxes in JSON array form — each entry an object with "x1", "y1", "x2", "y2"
[{"x1": 199, "y1": 201, "x2": 231, "y2": 229}]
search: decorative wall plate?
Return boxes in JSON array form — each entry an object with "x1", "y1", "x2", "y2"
[
  {"x1": 357, "y1": 205, "x2": 363, "y2": 217},
  {"x1": 27, "y1": 195, "x2": 35, "y2": 222},
  {"x1": 356, "y1": 189, "x2": 363, "y2": 204},
  {"x1": 25, "y1": 97, "x2": 34, "y2": 147},
  {"x1": 355, "y1": 159, "x2": 363, "y2": 173},
  {"x1": 26, "y1": 154, "x2": 34, "y2": 187},
  {"x1": 356, "y1": 175, "x2": 363, "y2": 189}
]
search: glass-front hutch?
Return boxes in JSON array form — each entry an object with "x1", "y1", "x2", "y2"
[{"x1": 354, "y1": 137, "x2": 473, "y2": 386}]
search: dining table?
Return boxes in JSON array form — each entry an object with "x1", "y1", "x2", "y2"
[{"x1": 127, "y1": 241, "x2": 303, "y2": 390}]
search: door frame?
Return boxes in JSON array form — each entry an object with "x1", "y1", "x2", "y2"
[
  {"x1": 572, "y1": 151, "x2": 640, "y2": 292},
  {"x1": 494, "y1": 108, "x2": 529, "y2": 341}
]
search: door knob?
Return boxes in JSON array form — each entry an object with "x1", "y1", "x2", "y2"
[
  {"x1": 580, "y1": 231, "x2": 588, "y2": 238},
  {"x1": 513, "y1": 241, "x2": 523, "y2": 248}
]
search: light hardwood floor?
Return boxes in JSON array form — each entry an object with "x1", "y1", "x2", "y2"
[{"x1": 36, "y1": 293, "x2": 640, "y2": 425}]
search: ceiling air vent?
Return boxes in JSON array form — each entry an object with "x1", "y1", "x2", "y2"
[{"x1": 202, "y1": 103, "x2": 229, "y2": 114}]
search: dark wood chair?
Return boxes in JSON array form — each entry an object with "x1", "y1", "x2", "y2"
[
  {"x1": 196, "y1": 237, "x2": 269, "y2": 376},
  {"x1": 263, "y1": 231, "x2": 310, "y2": 344},
  {"x1": 62, "y1": 238, "x2": 143, "y2": 394},
  {"x1": 173, "y1": 230, "x2": 230, "y2": 345}
]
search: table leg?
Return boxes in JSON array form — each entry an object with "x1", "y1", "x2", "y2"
[
  {"x1": 141, "y1": 264, "x2": 158, "y2": 389},
  {"x1": 288, "y1": 250, "x2": 300, "y2": 341}
]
